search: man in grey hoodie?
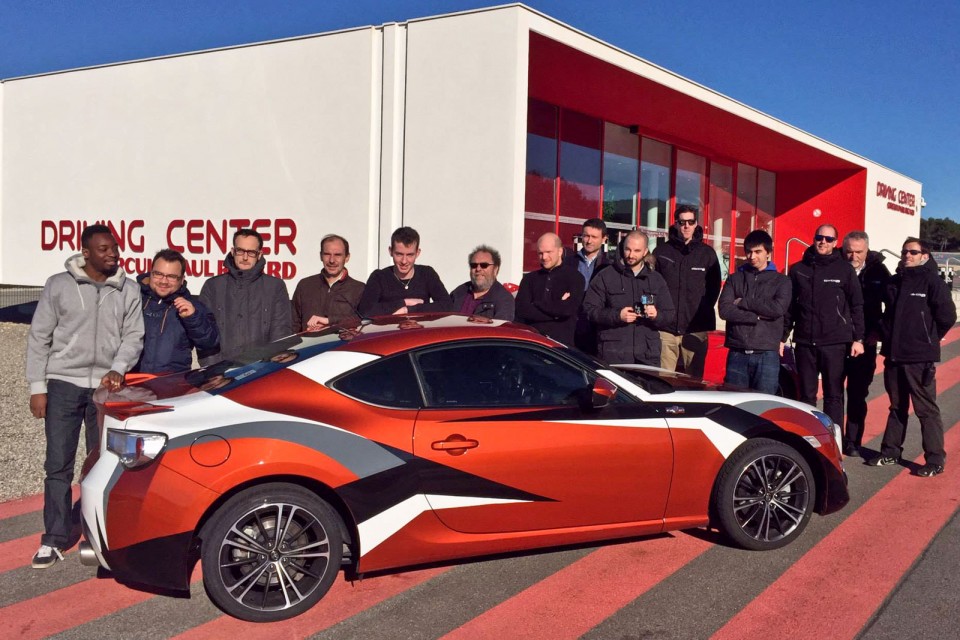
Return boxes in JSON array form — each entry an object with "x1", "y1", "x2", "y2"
[{"x1": 26, "y1": 224, "x2": 144, "y2": 568}]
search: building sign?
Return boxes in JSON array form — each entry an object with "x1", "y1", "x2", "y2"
[
  {"x1": 876, "y1": 181, "x2": 917, "y2": 216},
  {"x1": 39, "y1": 217, "x2": 299, "y2": 279}
]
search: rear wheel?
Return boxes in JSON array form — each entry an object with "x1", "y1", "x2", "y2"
[
  {"x1": 713, "y1": 438, "x2": 814, "y2": 550},
  {"x1": 200, "y1": 483, "x2": 343, "y2": 622}
]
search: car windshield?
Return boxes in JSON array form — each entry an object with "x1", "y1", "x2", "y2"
[{"x1": 562, "y1": 348, "x2": 677, "y2": 395}]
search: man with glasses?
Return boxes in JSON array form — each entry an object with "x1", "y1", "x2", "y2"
[
  {"x1": 358, "y1": 226, "x2": 451, "y2": 317},
  {"x1": 869, "y1": 238, "x2": 956, "y2": 476},
  {"x1": 840, "y1": 231, "x2": 891, "y2": 456},
  {"x1": 784, "y1": 224, "x2": 864, "y2": 438},
  {"x1": 652, "y1": 205, "x2": 721, "y2": 378},
  {"x1": 291, "y1": 234, "x2": 365, "y2": 332},
  {"x1": 199, "y1": 228, "x2": 291, "y2": 366},
  {"x1": 135, "y1": 249, "x2": 219, "y2": 373},
  {"x1": 450, "y1": 245, "x2": 515, "y2": 321}
]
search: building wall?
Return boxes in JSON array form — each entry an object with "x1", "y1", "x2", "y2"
[{"x1": 864, "y1": 165, "x2": 923, "y2": 271}]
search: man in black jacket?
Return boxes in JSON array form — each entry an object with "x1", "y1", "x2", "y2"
[
  {"x1": 515, "y1": 232, "x2": 584, "y2": 346},
  {"x1": 583, "y1": 231, "x2": 674, "y2": 366},
  {"x1": 719, "y1": 230, "x2": 791, "y2": 394},
  {"x1": 841, "y1": 231, "x2": 891, "y2": 456},
  {"x1": 652, "y1": 205, "x2": 721, "y2": 378},
  {"x1": 784, "y1": 224, "x2": 865, "y2": 430},
  {"x1": 450, "y1": 245, "x2": 515, "y2": 321},
  {"x1": 564, "y1": 218, "x2": 613, "y2": 354},
  {"x1": 869, "y1": 238, "x2": 956, "y2": 477},
  {"x1": 358, "y1": 227, "x2": 452, "y2": 317}
]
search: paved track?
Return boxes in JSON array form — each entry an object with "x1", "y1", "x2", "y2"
[{"x1": 4, "y1": 327, "x2": 959, "y2": 640}]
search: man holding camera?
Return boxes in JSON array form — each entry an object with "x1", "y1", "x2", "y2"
[{"x1": 583, "y1": 230, "x2": 675, "y2": 366}]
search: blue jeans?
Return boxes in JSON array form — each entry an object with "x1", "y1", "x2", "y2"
[
  {"x1": 42, "y1": 379, "x2": 99, "y2": 549},
  {"x1": 725, "y1": 349, "x2": 780, "y2": 395}
]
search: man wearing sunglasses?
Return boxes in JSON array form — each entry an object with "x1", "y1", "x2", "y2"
[
  {"x1": 651, "y1": 205, "x2": 721, "y2": 378},
  {"x1": 450, "y1": 245, "x2": 515, "y2": 321},
  {"x1": 784, "y1": 224, "x2": 864, "y2": 438},
  {"x1": 199, "y1": 228, "x2": 291, "y2": 366},
  {"x1": 870, "y1": 238, "x2": 956, "y2": 477}
]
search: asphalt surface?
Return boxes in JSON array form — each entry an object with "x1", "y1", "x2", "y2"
[{"x1": 2, "y1": 327, "x2": 958, "y2": 639}]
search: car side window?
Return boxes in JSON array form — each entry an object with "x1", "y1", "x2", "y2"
[
  {"x1": 416, "y1": 343, "x2": 592, "y2": 408},
  {"x1": 332, "y1": 354, "x2": 423, "y2": 408}
]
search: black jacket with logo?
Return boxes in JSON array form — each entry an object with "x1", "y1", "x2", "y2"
[
  {"x1": 719, "y1": 262, "x2": 792, "y2": 352},
  {"x1": 582, "y1": 258, "x2": 675, "y2": 366},
  {"x1": 857, "y1": 250, "x2": 892, "y2": 346},
  {"x1": 651, "y1": 225, "x2": 721, "y2": 334},
  {"x1": 880, "y1": 258, "x2": 957, "y2": 363},
  {"x1": 784, "y1": 246, "x2": 864, "y2": 346}
]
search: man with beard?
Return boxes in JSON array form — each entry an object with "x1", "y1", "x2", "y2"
[
  {"x1": 135, "y1": 248, "x2": 220, "y2": 374},
  {"x1": 869, "y1": 238, "x2": 956, "y2": 476},
  {"x1": 199, "y1": 228, "x2": 291, "y2": 366},
  {"x1": 291, "y1": 234, "x2": 365, "y2": 331},
  {"x1": 450, "y1": 245, "x2": 515, "y2": 321},
  {"x1": 515, "y1": 232, "x2": 584, "y2": 345},
  {"x1": 358, "y1": 226, "x2": 452, "y2": 316},
  {"x1": 784, "y1": 224, "x2": 865, "y2": 431},
  {"x1": 840, "y1": 231, "x2": 891, "y2": 456},
  {"x1": 652, "y1": 205, "x2": 721, "y2": 378},
  {"x1": 26, "y1": 224, "x2": 144, "y2": 568},
  {"x1": 583, "y1": 231, "x2": 674, "y2": 366}
]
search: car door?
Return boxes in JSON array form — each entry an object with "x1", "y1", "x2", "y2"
[{"x1": 412, "y1": 341, "x2": 673, "y2": 534}]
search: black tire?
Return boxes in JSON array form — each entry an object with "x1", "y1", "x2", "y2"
[
  {"x1": 200, "y1": 483, "x2": 343, "y2": 622},
  {"x1": 713, "y1": 438, "x2": 814, "y2": 551}
]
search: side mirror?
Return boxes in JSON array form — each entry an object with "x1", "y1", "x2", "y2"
[{"x1": 590, "y1": 377, "x2": 618, "y2": 409}]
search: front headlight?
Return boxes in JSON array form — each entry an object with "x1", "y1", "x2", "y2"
[
  {"x1": 811, "y1": 410, "x2": 842, "y2": 448},
  {"x1": 107, "y1": 429, "x2": 167, "y2": 469}
]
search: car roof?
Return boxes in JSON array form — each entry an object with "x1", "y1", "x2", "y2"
[{"x1": 333, "y1": 313, "x2": 558, "y2": 356}]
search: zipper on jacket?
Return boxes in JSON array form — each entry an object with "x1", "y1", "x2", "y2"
[{"x1": 921, "y1": 311, "x2": 932, "y2": 344}]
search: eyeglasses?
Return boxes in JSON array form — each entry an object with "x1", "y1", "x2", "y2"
[
  {"x1": 901, "y1": 249, "x2": 923, "y2": 256},
  {"x1": 677, "y1": 219, "x2": 697, "y2": 227},
  {"x1": 150, "y1": 271, "x2": 182, "y2": 282},
  {"x1": 814, "y1": 234, "x2": 836, "y2": 243},
  {"x1": 233, "y1": 248, "x2": 261, "y2": 258},
  {"x1": 470, "y1": 262, "x2": 493, "y2": 270}
]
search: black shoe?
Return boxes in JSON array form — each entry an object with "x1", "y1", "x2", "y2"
[
  {"x1": 917, "y1": 463, "x2": 944, "y2": 477},
  {"x1": 843, "y1": 444, "x2": 861, "y2": 458},
  {"x1": 868, "y1": 456, "x2": 899, "y2": 467},
  {"x1": 31, "y1": 544, "x2": 64, "y2": 569}
]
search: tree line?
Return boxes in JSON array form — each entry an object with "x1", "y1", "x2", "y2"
[{"x1": 920, "y1": 217, "x2": 960, "y2": 252}]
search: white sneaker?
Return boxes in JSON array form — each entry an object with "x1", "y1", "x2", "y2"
[{"x1": 31, "y1": 544, "x2": 64, "y2": 569}]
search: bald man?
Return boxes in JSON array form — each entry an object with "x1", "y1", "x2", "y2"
[{"x1": 515, "y1": 232, "x2": 585, "y2": 345}]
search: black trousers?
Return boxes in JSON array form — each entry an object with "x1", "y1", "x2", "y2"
[
  {"x1": 843, "y1": 344, "x2": 878, "y2": 448},
  {"x1": 795, "y1": 343, "x2": 848, "y2": 428},
  {"x1": 880, "y1": 361, "x2": 946, "y2": 466}
]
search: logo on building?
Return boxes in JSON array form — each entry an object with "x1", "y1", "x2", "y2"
[{"x1": 876, "y1": 182, "x2": 917, "y2": 216}]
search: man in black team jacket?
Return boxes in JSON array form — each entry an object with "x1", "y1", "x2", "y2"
[
  {"x1": 841, "y1": 231, "x2": 891, "y2": 456},
  {"x1": 515, "y1": 232, "x2": 584, "y2": 346},
  {"x1": 652, "y1": 205, "x2": 721, "y2": 378},
  {"x1": 869, "y1": 238, "x2": 956, "y2": 477},
  {"x1": 784, "y1": 224, "x2": 865, "y2": 431},
  {"x1": 358, "y1": 227, "x2": 452, "y2": 317},
  {"x1": 583, "y1": 231, "x2": 675, "y2": 366}
]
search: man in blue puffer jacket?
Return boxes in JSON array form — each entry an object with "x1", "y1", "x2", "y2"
[{"x1": 135, "y1": 249, "x2": 219, "y2": 374}]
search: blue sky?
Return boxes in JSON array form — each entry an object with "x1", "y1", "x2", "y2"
[{"x1": 2, "y1": 0, "x2": 957, "y2": 222}]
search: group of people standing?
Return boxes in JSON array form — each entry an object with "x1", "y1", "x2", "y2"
[{"x1": 24, "y1": 209, "x2": 956, "y2": 569}]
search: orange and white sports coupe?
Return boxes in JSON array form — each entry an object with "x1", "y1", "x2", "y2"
[{"x1": 79, "y1": 314, "x2": 849, "y2": 622}]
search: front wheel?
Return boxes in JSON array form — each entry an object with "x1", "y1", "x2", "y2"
[
  {"x1": 200, "y1": 483, "x2": 344, "y2": 622},
  {"x1": 713, "y1": 438, "x2": 814, "y2": 550}
]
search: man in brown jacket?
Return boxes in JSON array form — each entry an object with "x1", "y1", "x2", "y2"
[{"x1": 291, "y1": 234, "x2": 365, "y2": 331}]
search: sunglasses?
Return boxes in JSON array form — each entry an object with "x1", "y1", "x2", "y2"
[
  {"x1": 470, "y1": 262, "x2": 493, "y2": 269},
  {"x1": 814, "y1": 234, "x2": 836, "y2": 243},
  {"x1": 901, "y1": 249, "x2": 923, "y2": 256},
  {"x1": 233, "y1": 248, "x2": 261, "y2": 258},
  {"x1": 677, "y1": 219, "x2": 697, "y2": 227}
]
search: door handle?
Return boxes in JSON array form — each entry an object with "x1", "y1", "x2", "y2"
[{"x1": 432, "y1": 434, "x2": 479, "y2": 455}]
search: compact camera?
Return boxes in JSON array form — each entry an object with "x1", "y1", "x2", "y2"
[{"x1": 633, "y1": 293, "x2": 656, "y2": 317}]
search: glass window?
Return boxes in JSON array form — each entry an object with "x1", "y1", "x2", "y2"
[
  {"x1": 332, "y1": 354, "x2": 423, "y2": 409},
  {"x1": 757, "y1": 169, "x2": 776, "y2": 238},
  {"x1": 602, "y1": 123, "x2": 639, "y2": 228},
  {"x1": 416, "y1": 343, "x2": 592, "y2": 407},
  {"x1": 558, "y1": 110, "x2": 602, "y2": 247},
  {"x1": 707, "y1": 162, "x2": 733, "y2": 280},
  {"x1": 639, "y1": 137, "x2": 671, "y2": 251},
  {"x1": 524, "y1": 99, "x2": 560, "y2": 271},
  {"x1": 675, "y1": 150, "x2": 707, "y2": 213},
  {"x1": 735, "y1": 163, "x2": 758, "y2": 270}
]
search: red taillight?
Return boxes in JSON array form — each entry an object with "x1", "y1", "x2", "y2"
[{"x1": 103, "y1": 401, "x2": 173, "y2": 421}]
